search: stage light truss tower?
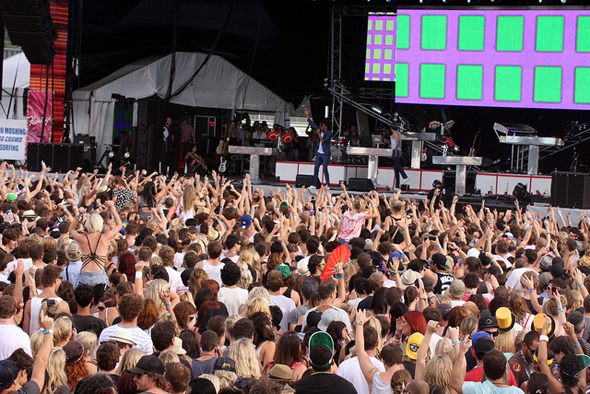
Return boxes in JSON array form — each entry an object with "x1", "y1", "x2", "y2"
[{"x1": 329, "y1": 4, "x2": 395, "y2": 138}]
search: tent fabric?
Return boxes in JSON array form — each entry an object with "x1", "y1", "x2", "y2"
[
  {"x1": 73, "y1": 52, "x2": 292, "y2": 159},
  {"x1": 1, "y1": 52, "x2": 30, "y2": 120}
]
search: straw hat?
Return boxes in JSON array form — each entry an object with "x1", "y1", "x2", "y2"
[
  {"x1": 171, "y1": 337, "x2": 186, "y2": 355},
  {"x1": 495, "y1": 307, "x2": 516, "y2": 332},
  {"x1": 66, "y1": 241, "x2": 82, "y2": 261}
]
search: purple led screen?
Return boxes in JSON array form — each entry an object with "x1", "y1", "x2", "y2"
[{"x1": 366, "y1": 9, "x2": 590, "y2": 110}]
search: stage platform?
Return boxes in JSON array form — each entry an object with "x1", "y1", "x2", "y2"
[{"x1": 274, "y1": 161, "x2": 552, "y2": 196}]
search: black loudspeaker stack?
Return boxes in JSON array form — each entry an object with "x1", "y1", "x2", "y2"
[
  {"x1": 1, "y1": 0, "x2": 57, "y2": 65},
  {"x1": 551, "y1": 172, "x2": 590, "y2": 209},
  {"x1": 348, "y1": 178, "x2": 375, "y2": 192},
  {"x1": 27, "y1": 143, "x2": 85, "y2": 172},
  {"x1": 295, "y1": 175, "x2": 314, "y2": 188}
]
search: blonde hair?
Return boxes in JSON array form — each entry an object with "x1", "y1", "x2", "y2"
[
  {"x1": 423, "y1": 354, "x2": 453, "y2": 393},
  {"x1": 53, "y1": 316, "x2": 73, "y2": 345},
  {"x1": 434, "y1": 338, "x2": 455, "y2": 363},
  {"x1": 183, "y1": 185, "x2": 197, "y2": 214},
  {"x1": 238, "y1": 249, "x2": 261, "y2": 272},
  {"x1": 198, "y1": 374, "x2": 221, "y2": 392},
  {"x1": 30, "y1": 330, "x2": 44, "y2": 357},
  {"x1": 57, "y1": 237, "x2": 70, "y2": 251},
  {"x1": 76, "y1": 331, "x2": 98, "y2": 359},
  {"x1": 236, "y1": 261, "x2": 253, "y2": 290},
  {"x1": 47, "y1": 347, "x2": 68, "y2": 394},
  {"x1": 159, "y1": 349, "x2": 180, "y2": 366},
  {"x1": 459, "y1": 316, "x2": 478, "y2": 338},
  {"x1": 42, "y1": 237, "x2": 57, "y2": 251},
  {"x1": 567, "y1": 289, "x2": 584, "y2": 312},
  {"x1": 116, "y1": 349, "x2": 145, "y2": 375},
  {"x1": 150, "y1": 256, "x2": 163, "y2": 267},
  {"x1": 146, "y1": 278, "x2": 169, "y2": 311},
  {"x1": 224, "y1": 315, "x2": 241, "y2": 341},
  {"x1": 157, "y1": 311, "x2": 179, "y2": 334},
  {"x1": 178, "y1": 291, "x2": 195, "y2": 307},
  {"x1": 84, "y1": 213, "x2": 104, "y2": 233},
  {"x1": 495, "y1": 330, "x2": 515, "y2": 354},
  {"x1": 214, "y1": 370, "x2": 238, "y2": 390},
  {"x1": 245, "y1": 297, "x2": 271, "y2": 319},
  {"x1": 248, "y1": 286, "x2": 270, "y2": 303},
  {"x1": 228, "y1": 338, "x2": 262, "y2": 379}
]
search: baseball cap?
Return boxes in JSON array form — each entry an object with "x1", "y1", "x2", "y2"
[
  {"x1": 449, "y1": 279, "x2": 466, "y2": 299},
  {"x1": 5, "y1": 193, "x2": 16, "y2": 203},
  {"x1": 300, "y1": 277, "x2": 319, "y2": 299},
  {"x1": 309, "y1": 331, "x2": 334, "y2": 368},
  {"x1": 437, "y1": 303, "x2": 451, "y2": 320},
  {"x1": 471, "y1": 331, "x2": 492, "y2": 346},
  {"x1": 307, "y1": 310, "x2": 323, "y2": 329},
  {"x1": 269, "y1": 364, "x2": 293, "y2": 381},
  {"x1": 64, "y1": 341, "x2": 85, "y2": 364},
  {"x1": 276, "y1": 265, "x2": 291, "y2": 278},
  {"x1": 539, "y1": 255, "x2": 553, "y2": 272},
  {"x1": 127, "y1": 355, "x2": 165, "y2": 375},
  {"x1": 432, "y1": 253, "x2": 450, "y2": 270},
  {"x1": 213, "y1": 357, "x2": 236, "y2": 373},
  {"x1": 550, "y1": 264, "x2": 566, "y2": 279},
  {"x1": 297, "y1": 259, "x2": 310, "y2": 275},
  {"x1": 406, "y1": 333, "x2": 424, "y2": 360},
  {"x1": 0, "y1": 360, "x2": 19, "y2": 392},
  {"x1": 240, "y1": 214, "x2": 253, "y2": 229},
  {"x1": 317, "y1": 308, "x2": 341, "y2": 331},
  {"x1": 478, "y1": 310, "x2": 499, "y2": 330}
]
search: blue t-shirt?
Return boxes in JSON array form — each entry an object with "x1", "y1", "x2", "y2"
[{"x1": 462, "y1": 380, "x2": 525, "y2": 394}]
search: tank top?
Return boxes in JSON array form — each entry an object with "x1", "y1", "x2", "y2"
[
  {"x1": 372, "y1": 372, "x2": 393, "y2": 394},
  {"x1": 202, "y1": 260, "x2": 224, "y2": 286},
  {"x1": 29, "y1": 295, "x2": 63, "y2": 333},
  {"x1": 256, "y1": 340, "x2": 269, "y2": 356}
]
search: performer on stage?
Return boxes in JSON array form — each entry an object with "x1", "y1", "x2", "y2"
[
  {"x1": 304, "y1": 107, "x2": 332, "y2": 190},
  {"x1": 391, "y1": 126, "x2": 408, "y2": 188}
]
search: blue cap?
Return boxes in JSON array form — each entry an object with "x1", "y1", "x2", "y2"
[
  {"x1": 240, "y1": 214, "x2": 253, "y2": 229},
  {"x1": 471, "y1": 331, "x2": 492, "y2": 347}
]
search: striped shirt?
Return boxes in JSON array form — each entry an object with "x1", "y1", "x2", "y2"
[{"x1": 98, "y1": 324, "x2": 153, "y2": 355}]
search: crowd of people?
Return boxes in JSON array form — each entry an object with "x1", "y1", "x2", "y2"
[{"x1": 0, "y1": 160, "x2": 590, "y2": 394}]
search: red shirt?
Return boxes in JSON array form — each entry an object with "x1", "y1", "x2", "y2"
[{"x1": 465, "y1": 366, "x2": 518, "y2": 386}]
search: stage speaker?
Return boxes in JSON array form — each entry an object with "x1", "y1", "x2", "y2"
[
  {"x1": 551, "y1": 172, "x2": 590, "y2": 209},
  {"x1": 348, "y1": 178, "x2": 375, "y2": 192},
  {"x1": 443, "y1": 170, "x2": 476, "y2": 194},
  {"x1": 26, "y1": 143, "x2": 84, "y2": 172},
  {"x1": 295, "y1": 175, "x2": 314, "y2": 188}
]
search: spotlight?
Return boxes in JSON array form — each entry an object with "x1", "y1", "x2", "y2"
[
  {"x1": 108, "y1": 151, "x2": 115, "y2": 159},
  {"x1": 371, "y1": 105, "x2": 384, "y2": 114},
  {"x1": 124, "y1": 152, "x2": 130, "y2": 159}
]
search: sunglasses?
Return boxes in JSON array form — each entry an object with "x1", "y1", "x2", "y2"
[{"x1": 97, "y1": 306, "x2": 105, "y2": 311}]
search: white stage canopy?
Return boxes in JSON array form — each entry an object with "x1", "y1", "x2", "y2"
[
  {"x1": 2, "y1": 52, "x2": 30, "y2": 121},
  {"x1": 72, "y1": 52, "x2": 294, "y2": 159}
]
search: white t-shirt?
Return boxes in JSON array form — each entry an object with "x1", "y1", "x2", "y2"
[
  {"x1": 5, "y1": 258, "x2": 33, "y2": 275},
  {"x1": 269, "y1": 294, "x2": 296, "y2": 333},
  {"x1": 165, "y1": 266, "x2": 184, "y2": 293},
  {"x1": 220, "y1": 253, "x2": 239, "y2": 263},
  {"x1": 202, "y1": 260, "x2": 224, "y2": 286},
  {"x1": 218, "y1": 286, "x2": 248, "y2": 316},
  {"x1": 0, "y1": 324, "x2": 32, "y2": 359},
  {"x1": 337, "y1": 356, "x2": 384, "y2": 394},
  {"x1": 505, "y1": 267, "x2": 530, "y2": 291},
  {"x1": 173, "y1": 252, "x2": 185, "y2": 270}
]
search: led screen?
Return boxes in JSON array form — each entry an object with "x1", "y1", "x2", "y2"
[{"x1": 365, "y1": 9, "x2": 590, "y2": 110}]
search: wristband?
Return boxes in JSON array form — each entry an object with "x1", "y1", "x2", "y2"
[
  {"x1": 528, "y1": 288, "x2": 535, "y2": 292},
  {"x1": 281, "y1": 244, "x2": 286, "y2": 248},
  {"x1": 579, "y1": 282, "x2": 584, "y2": 287},
  {"x1": 135, "y1": 272, "x2": 143, "y2": 279},
  {"x1": 44, "y1": 329, "x2": 54, "y2": 335},
  {"x1": 557, "y1": 307, "x2": 564, "y2": 312},
  {"x1": 452, "y1": 340, "x2": 460, "y2": 346},
  {"x1": 334, "y1": 274, "x2": 344, "y2": 279},
  {"x1": 539, "y1": 335, "x2": 549, "y2": 342},
  {"x1": 394, "y1": 333, "x2": 401, "y2": 338},
  {"x1": 574, "y1": 342, "x2": 581, "y2": 349},
  {"x1": 403, "y1": 230, "x2": 409, "y2": 234},
  {"x1": 165, "y1": 302, "x2": 171, "y2": 307},
  {"x1": 553, "y1": 249, "x2": 558, "y2": 252},
  {"x1": 31, "y1": 276, "x2": 35, "y2": 280}
]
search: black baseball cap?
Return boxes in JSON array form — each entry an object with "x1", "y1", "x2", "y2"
[
  {"x1": 0, "y1": 361, "x2": 19, "y2": 392},
  {"x1": 127, "y1": 355, "x2": 165, "y2": 375}
]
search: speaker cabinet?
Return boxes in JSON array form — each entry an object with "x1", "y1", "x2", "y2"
[
  {"x1": 348, "y1": 178, "x2": 375, "y2": 192},
  {"x1": 26, "y1": 143, "x2": 85, "y2": 172},
  {"x1": 295, "y1": 175, "x2": 314, "y2": 188},
  {"x1": 551, "y1": 172, "x2": 590, "y2": 209}
]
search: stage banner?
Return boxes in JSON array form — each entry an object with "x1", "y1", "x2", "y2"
[
  {"x1": 26, "y1": 1, "x2": 69, "y2": 144},
  {"x1": 0, "y1": 120, "x2": 27, "y2": 161},
  {"x1": 26, "y1": 91, "x2": 52, "y2": 144}
]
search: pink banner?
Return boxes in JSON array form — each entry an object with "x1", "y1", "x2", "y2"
[{"x1": 26, "y1": 91, "x2": 53, "y2": 143}]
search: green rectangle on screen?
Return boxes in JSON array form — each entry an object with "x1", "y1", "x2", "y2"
[
  {"x1": 385, "y1": 35, "x2": 393, "y2": 46},
  {"x1": 494, "y1": 66, "x2": 522, "y2": 102},
  {"x1": 374, "y1": 35, "x2": 383, "y2": 45},
  {"x1": 421, "y1": 15, "x2": 447, "y2": 50},
  {"x1": 397, "y1": 15, "x2": 410, "y2": 50},
  {"x1": 385, "y1": 50, "x2": 393, "y2": 60},
  {"x1": 420, "y1": 64, "x2": 445, "y2": 99},
  {"x1": 384, "y1": 64, "x2": 392, "y2": 76},
  {"x1": 574, "y1": 68, "x2": 590, "y2": 103},
  {"x1": 457, "y1": 65, "x2": 483, "y2": 100},
  {"x1": 374, "y1": 49, "x2": 382, "y2": 60},
  {"x1": 375, "y1": 20, "x2": 383, "y2": 31},
  {"x1": 536, "y1": 16, "x2": 564, "y2": 52},
  {"x1": 366, "y1": 49, "x2": 371, "y2": 59},
  {"x1": 496, "y1": 16, "x2": 524, "y2": 52},
  {"x1": 577, "y1": 16, "x2": 590, "y2": 52},
  {"x1": 458, "y1": 16, "x2": 485, "y2": 51},
  {"x1": 372, "y1": 63, "x2": 381, "y2": 74},
  {"x1": 534, "y1": 67, "x2": 562, "y2": 103},
  {"x1": 386, "y1": 20, "x2": 394, "y2": 31},
  {"x1": 365, "y1": 63, "x2": 370, "y2": 74},
  {"x1": 368, "y1": 20, "x2": 373, "y2": 32},
  {"x1": 395, "y1": 63, "x2": 409, "y2": 98}
]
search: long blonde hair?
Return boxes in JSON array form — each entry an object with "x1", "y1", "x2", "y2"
[
  {"x1": 76, "y1": 331, "x2": 98, "y2": 359},
  {"x1": 146, "y1": 279, "x2": 169, "y2": 311},
  {"x1": 53, "y1": 316, "x2": 73, "y2": 345},
  {"x1": 183, "y1": 185, "x2": 197, "y2": 214},
  {"x1": 47, "y1": 347, "x2": 68, "y2": 394},
  {"x1": 495, "y1": 330, "x2": 515, "y2": 354},
  {"x1": 116, "y1": 349, "x2": 145, "y2": 375},
  {"x1": 245, "y1": 297, "x2": 271, "y2": 319},
  {"x1": 236, "y1": 261, "x2": 253, "y2": 290},
  {"x1": 228, "y1": 338, "x2": 262, "y2": 379},
  {"x1": 435, "y1": 338, "x2": 455, "y2": 363},
  {"x1": 423, "y1": 354, "x2": 453, "y2": 393},
  {"x1": 238, "y1": 249, "x2": 261, "y2": 272}
]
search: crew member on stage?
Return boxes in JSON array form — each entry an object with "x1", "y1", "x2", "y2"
[
  {"x1": 391, "y1": 126, "x2": 408, "y2": 188},
  {"x1": 305, "y1": 107, "x2": 332, "y2": 190},
  {"x1": 347, "y1": 125, "x2": 361, "y2": 147},
  {"x1": 180, "y1": 116, "x2": 194, "y2": 143}
]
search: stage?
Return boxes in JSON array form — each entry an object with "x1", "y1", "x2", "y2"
[{"x1": 274, "y1": 160, "x2": 552, "y2": 196}]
